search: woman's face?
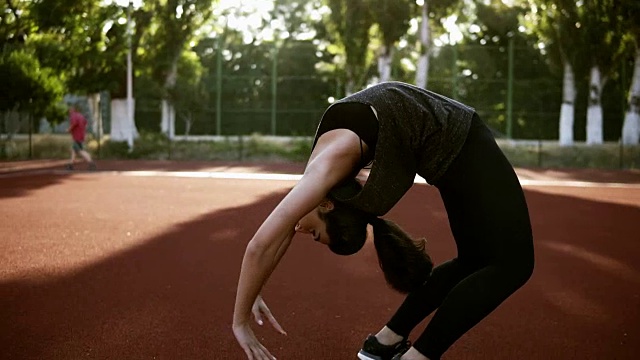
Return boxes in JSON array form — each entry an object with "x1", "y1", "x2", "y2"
[{"x1": 295, "y1": 201, "x2": 333, "y2": 245}]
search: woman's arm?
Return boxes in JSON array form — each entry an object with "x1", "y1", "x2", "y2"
[
  {"x1": 232, "y1": 129, "x2": 364, "y2": 359},
  {"x1": 233, "y1": 129, "x2": 364, "y2": 326},
  {"x1": 232, "y1": 174, "x2": 332, "y2": 327}
]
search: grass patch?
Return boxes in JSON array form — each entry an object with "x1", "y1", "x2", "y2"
[
  {"x1": 498, "y1": 140, "x2": 640, "y2": 169},
  {"x1": 2, "y1": 133, "x2": 638, "y2": 169}
]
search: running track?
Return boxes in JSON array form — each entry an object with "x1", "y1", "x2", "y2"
[{"x1": 1, "y1": 160, "x2": 639, "y2": 359}]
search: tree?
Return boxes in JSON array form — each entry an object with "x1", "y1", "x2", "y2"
[
  {"x1": 0, "y1": 50, "x2": 62, "y2": 114},
  {"x1": 370, "y1": 0, "x2": 412, "y2": 82},
  {"x1": 171, "y1": 50, "x2": 208, "y2": 137},
  {"x1": 321, "y1": 0, "x2": 374, "y2": 94},
  {"x1": 414, "y1": 0, "x2": 460, "y2": 89},
  {"x1": 1, "y1": 0, "x2": 33, "y2": 50},
  {"x1": 621, "y1": 0, "x2": 640, "y2": 144},
  {"x1": 142, "y1": 0, "x2": 214, "y2": 138},
  {"x1": 0, "y1": 49, "x2": 64, "y2": 155},
  {"x1": 582, "y1": 0, "x2": 624, "y2": 144},
  {"x1": 523, "y1": 0, "x2": 587, "y2": 145},
  {"x1": 456, "y1": 0, "x2": 560, "y2": 139}
]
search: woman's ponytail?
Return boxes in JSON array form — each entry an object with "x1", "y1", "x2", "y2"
[
  {"x1": 322, "y1": 178, "x2": 433, "y2": 293},
  {"x1": 370, "y1": 218, "x2": 433, "y2": 294}
]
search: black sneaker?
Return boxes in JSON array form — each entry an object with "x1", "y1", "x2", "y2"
[
  {"x1": 65, "y1": 164, "x2": 74, "y2": 171},
  {"x1": 357, "y1": 334, "x2": 411, "y2": 360}
]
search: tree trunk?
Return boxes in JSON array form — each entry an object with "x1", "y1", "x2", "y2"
[
  {"x1": 377, "y1": 45, "x2": 393, "y2": 82},
  {"x1": 110, "y1": 99, "x2": 138, "y2": 142},
  {"x1": 181, "y1": 112, "x2": 192, "y2": 138},
  {"x1": 161, "y1": 58, "x2": 179, "y2": 138},
  {"x1": 86, "y1": 93, "x2": 102, "y2": 137},
  {"x1": 622, "y1": 48, "x2": 640, "y2": 145},
  {"x1": 345, "y1": 66, "x2": 356, "y2": 96},
  {"x1": 161, "y1": 100, "x2": 175, "y2": 139},
  {"x1": 586, "y1": 65, "x2": 606, "y2": 145},
  {"x1": 559, "y1": 61, "x2": 576, "y2": 146},
  {"x1": 415, "y1": 1, "x2": 430, "y2": 89}
]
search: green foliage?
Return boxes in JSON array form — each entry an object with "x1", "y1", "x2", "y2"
[
  {"x1": 370, "y1": 0, "x2": 412, "y2": 48},
  {"x1": 43, "y1": 102, "x2": 68, "y2": 125},
  {"x1": 0, "y1": 49, "x2": 64, "y2": 117},
  {"x1": 29, "y1": 0, "x2": 127, "y2": 94},
  {"x1": 142, "y1": 0, "x2": 214, "y2": 91},
  {"x1": 0, "y1": 0, "x2": 634, "y2": 145},
  {"x1": 323, "y1": 0, "x2": 374, "y2": 89},
  {"x1": 2, "y1": 133, "x2": 638, "y2": 169},
  {"x1": 450, "y1": 0, "x2": 562, "y2": 139},
  {"x1": 498, "y1": 140, "x2": 640, "y2": 169},
  {"x1": 99, "y1": 132, "x2": 313, "y2": 162}
]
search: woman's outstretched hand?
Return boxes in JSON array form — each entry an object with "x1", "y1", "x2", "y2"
[
  {"x1": 233, "y1": 295, "x2": 287, "y2": 360},
  {"x1": 252, "y1": 295, "x2": 287, "y2": 334}
]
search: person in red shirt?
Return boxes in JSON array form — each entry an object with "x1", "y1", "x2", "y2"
[{"x1": 66, "y1": 105, "x2": 96, "y2": 170}]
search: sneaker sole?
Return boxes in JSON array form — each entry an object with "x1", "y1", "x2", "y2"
[{"x1": 357, "y1": 350, "x2": 382, "y2": 360}]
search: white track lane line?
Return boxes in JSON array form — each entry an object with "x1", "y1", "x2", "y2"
[
  {"x1": 108, "y1": 170, "x2": 640, "y2": 189},
  {"x1": 1, "y1": 169, "x2": 639, "y2": 189}
]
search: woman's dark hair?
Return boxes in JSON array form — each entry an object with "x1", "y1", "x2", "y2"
[{"x1": 319, "y1": 179, "x2": 434, "y2": 293}]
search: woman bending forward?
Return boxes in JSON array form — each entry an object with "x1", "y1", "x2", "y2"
[{"x1": 232, "y1": 81, "x2": 534, "y2": 360}]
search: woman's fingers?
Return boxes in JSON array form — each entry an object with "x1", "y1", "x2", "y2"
[
  {"x1": 264, "y1": 311, "x2": 286, "y2": 335},
  {"x1": 259, "y1": 301, "x2": 287, "y2": 335},
  {"x1": 233, "y1": 322, "x2": 278, "y2": 360},
  {"x1": 242, "y1": 346, "x2": 254, "y2": 360},
  {"x1": 248, "y1": 343, "x2": 276, "y2": 360},
  {"x1": 252, "y1": 308, "x2": 264, "y2": 326},
  {"x1": 257, "y1": 342, "x2": 277, "y2": 360},
  {"x1": 239, "y1": 335, "x2": 276, "y2": 360}
]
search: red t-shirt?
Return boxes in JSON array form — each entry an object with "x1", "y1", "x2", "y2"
[{"x1": 69, "y1": 110, "x2": 87, "y2": 142}]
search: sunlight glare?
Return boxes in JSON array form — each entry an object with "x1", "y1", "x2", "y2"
[
  {"x1": 439, "y1": 15, "x2": 463, "y2": 45},
  {"x1": 109, "y1": 0, "x2": 143, "y2": 8}
]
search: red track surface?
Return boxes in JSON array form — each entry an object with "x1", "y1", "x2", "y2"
[{"x1": 1, "y1": 160, "x2": 639, "y2": 359}]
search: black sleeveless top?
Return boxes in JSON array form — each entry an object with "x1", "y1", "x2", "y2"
[
  {"x1": 312, "y1": 102, "x2": 378, "y2": 167},
  {"x1": 312, "y1": 81, "x2": 475, "y2": 215}
]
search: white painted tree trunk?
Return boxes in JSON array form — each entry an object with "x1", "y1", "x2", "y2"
[
  {"x1": 86, "y1": 93, "x2": 103, "y2": 137},
  {"x1": 110, "y1": 99, "x2": 139, "y2": 141},
  {"x1": 622, "y1": 48, "x2": 640, "y2": 145},
  {"x1": 377, "y1": 46, "x2": 393, "y2": 83},
  {"x1": 345, "y1": 77, "x2": 355, "y2": 96},
  {"x1": 161, "y1": 59, "x2": 179, "y2": 139},
  {"x1": 586, "y1": 66, "x2": 605, "y2": 145},
  {"x1": 180, "y1": 112, "x2": 193, "y2": 137},
  {"x1": 559, "y1": 61, "x2": 576, "y2": 146},
  {"x1": 415, "y1": 1, "x2": 430, "y2": 89},
  {"x1": 161, "y1": 100, "x2": 175, "y2": 139}
]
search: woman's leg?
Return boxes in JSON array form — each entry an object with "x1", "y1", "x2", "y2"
[
  {"x1": 385, "y1": 114, "x2": 534, "y2": 359},
  {"x1": 383, "y1": 258, "x2": 478, "y2": 340}
]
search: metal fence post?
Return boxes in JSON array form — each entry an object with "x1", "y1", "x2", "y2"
[
  {"x1": 271, "y1": 43, "x2": 278, "y2": 136},
  {"x1": 451, "y1": 44, "x2": 458, "y2": 99},
  {"x1": 28, "y1": 112, "x2": 33, "y2": 159},
  {"x1": 507, "y1": 35, "x2": 514, "y2": 139},
  {"x1": 216, "y1": 35, "x2": 222, "y2": 136}
]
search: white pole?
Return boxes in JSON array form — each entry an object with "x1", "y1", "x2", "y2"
[{"x1": 126, "y1": 0, "x2": 134, "y2": 151}]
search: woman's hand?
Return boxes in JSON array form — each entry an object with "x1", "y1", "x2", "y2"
[
  {"x1": 233, "y1": 296, "x2": 286, "y2": 360},
  {"x1": 232, "y1": 323, "x2": 277, "y2": 360},
  {"x1": 252, "y1": 295, "x2": 287, "y2": 335}
]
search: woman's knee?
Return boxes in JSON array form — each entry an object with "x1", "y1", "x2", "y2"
[{"x1": 505, "y1": 250, "x2": 534, "y2": 287}]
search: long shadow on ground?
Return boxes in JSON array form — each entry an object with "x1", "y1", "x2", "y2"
[{"x1": 0, "y1": 173, "x2": 73, "y2": 199}]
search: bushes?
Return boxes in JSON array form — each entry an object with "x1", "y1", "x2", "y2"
[
  {"x1": 497, "y1": 140, "x2": 640, "y2": 169},
  {"x1": 1, "y1": 133, "x2": 638, "y2": 169}
]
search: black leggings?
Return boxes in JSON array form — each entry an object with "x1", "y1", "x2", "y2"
[{"x1": 386, "y1": 114, "x2": 534, "y2": 359}]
